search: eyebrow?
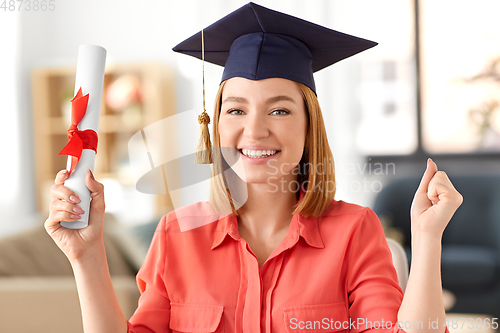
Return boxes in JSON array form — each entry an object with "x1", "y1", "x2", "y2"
[
  {"x1": 223, "y1": 96, "x2": 248, "y2": 103},
  {"x1": 222, "y1": 95, "x2": 296, "y2": 104}
]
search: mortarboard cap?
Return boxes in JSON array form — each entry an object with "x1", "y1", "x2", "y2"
[
  {"x1": 173, "y1": 2, "x2": 378, "y2": 94},
  {"x1": 173, "y1": 2, "x2": 377, "y2": 165}
]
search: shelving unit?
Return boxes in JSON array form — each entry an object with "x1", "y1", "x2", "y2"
[{"x1": 32, "y1": 62, "x2": 176, "y2": 218}]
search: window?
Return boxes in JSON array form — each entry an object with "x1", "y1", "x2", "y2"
[
  {"x1": 353, "y1": 0, "x2": 500, "y2": 156},
  {"x1": 349, "y1": 0, "x2": 418, "y2": 155},
  {"x1": 420, "y1": 0, "x2": 500, "y2": 153}
]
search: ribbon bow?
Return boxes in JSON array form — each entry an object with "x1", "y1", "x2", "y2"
[{"x1": 59, "y1": 87, "x2": 98, "y2": 176}]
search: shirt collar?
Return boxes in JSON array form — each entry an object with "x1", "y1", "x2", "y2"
[
  {"x1": 211, "y1": 190, "x2": 325, "y2": 250},
  {"x1": 210, "y1": 213, "x2": 237, "y2": 250}
]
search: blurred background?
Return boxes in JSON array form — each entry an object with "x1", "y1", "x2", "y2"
[{"x1": 0, "y1": 0, "x2": 499, "y2": 332}]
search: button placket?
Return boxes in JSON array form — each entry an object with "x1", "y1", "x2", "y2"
[
  {"x1": 240, "y1": 239, "x2": 262, "y2": 332},
  {"x1": 233, "y1": 214, "x2": 301, "y2": 332},
  {"x1": 265, "y1": 252, "x2": 285, "y2": 333},
  {"x1": 235, "y1": 239, "x2": 247, "y2": 333}
]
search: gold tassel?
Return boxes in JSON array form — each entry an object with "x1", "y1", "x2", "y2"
[
  {"x1": 196, "y1": 110, "x2": 212, "y2": 164},
  {"x1": 195, "y1": 28, "x2": 213, "y2": 164}
]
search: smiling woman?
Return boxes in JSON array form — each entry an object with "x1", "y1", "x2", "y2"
[
  {"x1": 220, "y1": 77, "x2": 307, "y2": 178},
  {"x1": 211, "y1": 77, "x2": 337, "y2": 219},
  {"x1": 44, "y1": 2, "x2": 462, "y2": 333}
]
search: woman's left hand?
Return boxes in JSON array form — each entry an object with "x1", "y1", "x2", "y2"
[{"x1": 410, "y1": 158, "x2": 463, "y2": 238}]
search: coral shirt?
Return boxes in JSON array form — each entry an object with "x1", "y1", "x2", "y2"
[{"x1": 126, "y1": 199, "x2": 450, "y2": 333}]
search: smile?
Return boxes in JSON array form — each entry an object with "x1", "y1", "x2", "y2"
[{"x1": 240, "y1": 148, "x2": 280, "y2": 158}]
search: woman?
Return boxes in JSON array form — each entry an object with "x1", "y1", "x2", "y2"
[{"x1": 45, "y1": 3, "x2": 462, "y2": 333}]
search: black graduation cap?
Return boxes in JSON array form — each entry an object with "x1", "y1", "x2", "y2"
[{"x1": 172, "y1": 2, "x2": 377, "y2": 94}]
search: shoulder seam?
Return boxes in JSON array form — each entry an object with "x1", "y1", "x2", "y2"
[
  {"x1": 321, "y1": 207, "x2": 371, "y2": 219},
  {"x1": 345, "y1": 207, "x2": 371, "y2": 294}
]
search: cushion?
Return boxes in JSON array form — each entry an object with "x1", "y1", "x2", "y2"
[{"x1": 0, "y1": 214, "x2": 135, "y2": 276}]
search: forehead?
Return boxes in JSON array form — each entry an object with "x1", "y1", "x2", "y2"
[{"x1": 221, "y1": 77, "x2": 303, "y2": 102}]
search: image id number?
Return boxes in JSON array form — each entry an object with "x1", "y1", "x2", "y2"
[
  {"x1": 1, "y1": 0, "x2": 55, "y2": 11},
  {"x1": 445, "y1": 317, "x2": 499, "y2": 330}
]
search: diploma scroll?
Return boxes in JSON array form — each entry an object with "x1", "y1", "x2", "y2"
[{"x1": 61, "y1": 45, "x2": 106, "y2": 229}]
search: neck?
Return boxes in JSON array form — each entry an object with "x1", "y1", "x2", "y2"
[{"x1": 237, "y1": 177, "x2": 299, "y2": 239}]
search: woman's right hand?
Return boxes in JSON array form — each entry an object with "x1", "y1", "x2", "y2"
[{"x1": 45, "y1": 169, "x2": 106, "y2": 263}]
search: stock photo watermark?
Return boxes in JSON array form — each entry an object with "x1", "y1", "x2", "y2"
[
  {"x1": 1, "y1": 0, "x2": 55, "y2": 11},
  {"x1": 266, "y1": 158, "x2": 396, "y2": 194},
  {"x1": 289, "y1": 317, "x2": 499, "y2": 331}
]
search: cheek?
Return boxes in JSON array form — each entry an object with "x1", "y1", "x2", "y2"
[
  {"x1": 291, "y1": 118, "x2": 308, "y2": 163},
  {"x1": 217, "y1": 119, "x2": 234, "y2": 147},
  {"x1": 278, "y1": 122, "x2": 307, "y2": 168},
  {"x1": 287, "y1": 117, "x2": 307, "y2": 152}
]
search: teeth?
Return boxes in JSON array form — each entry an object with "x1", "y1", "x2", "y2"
[{"x1": 241, "y1": 149, "x2": 278, "y2": 158}]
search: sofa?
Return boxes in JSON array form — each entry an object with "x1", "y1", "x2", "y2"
[
  {"x1": 0, "y1": 213, "x2": 160, "y2": 333},
  {"x1": 373, "y1": 174, "x2": 500, "y2": 319}
]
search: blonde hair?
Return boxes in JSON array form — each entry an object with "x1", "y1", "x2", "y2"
[{"x1": 209, "y1": 80, "x2": 336, "y2": 218}]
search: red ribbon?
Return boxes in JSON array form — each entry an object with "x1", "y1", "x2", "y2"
[{"x1": 59, "y1": 87, "x2": 98, "y2": 176}]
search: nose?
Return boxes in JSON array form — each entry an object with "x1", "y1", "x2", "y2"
[{"x1": 243, "y1": 109, "x2": 269, "y2": 139}]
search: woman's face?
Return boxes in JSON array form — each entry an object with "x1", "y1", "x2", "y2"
[{"x1": 218, "y1": 77, "x2": 308, "y2": 186}]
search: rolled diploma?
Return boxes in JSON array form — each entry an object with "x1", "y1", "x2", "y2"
[{"x1": 61, "y1": 45, "x2": 106, "y2": 229}]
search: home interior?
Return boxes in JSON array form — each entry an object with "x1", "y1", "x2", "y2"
[{"x1": 0, "y1": 0, "x2": 499, "y2": 332}]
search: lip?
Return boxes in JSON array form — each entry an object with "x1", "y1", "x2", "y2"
[
  {"x1": 238, "y1": 145, "x2": 281, "y2": 151},
  {"x1": 239, "y1": 149, "x2": 280, "y2": 165}
]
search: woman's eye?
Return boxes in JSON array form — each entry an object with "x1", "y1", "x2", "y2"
[
  {"x1": 226, "y1": 109, "x2": 289, "y2": 115},
  {"x1": 270, "y1": 109, "x2": 290, "y2": 116},
  {"x1": 227, "y1": 109, "x2": 245, "y2": 115}
]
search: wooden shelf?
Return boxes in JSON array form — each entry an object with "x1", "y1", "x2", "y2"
[{"x1": 32, "y1": 62, "x2": 176, "y2": 217}]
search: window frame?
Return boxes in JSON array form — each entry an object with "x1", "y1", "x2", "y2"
[{"x1": 367, "y1": 0, "x2": 500, "y2": 165}]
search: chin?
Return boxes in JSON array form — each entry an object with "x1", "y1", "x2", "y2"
[{"x1": 236, "y1": 169, "x2": 280, "y2": 185}]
